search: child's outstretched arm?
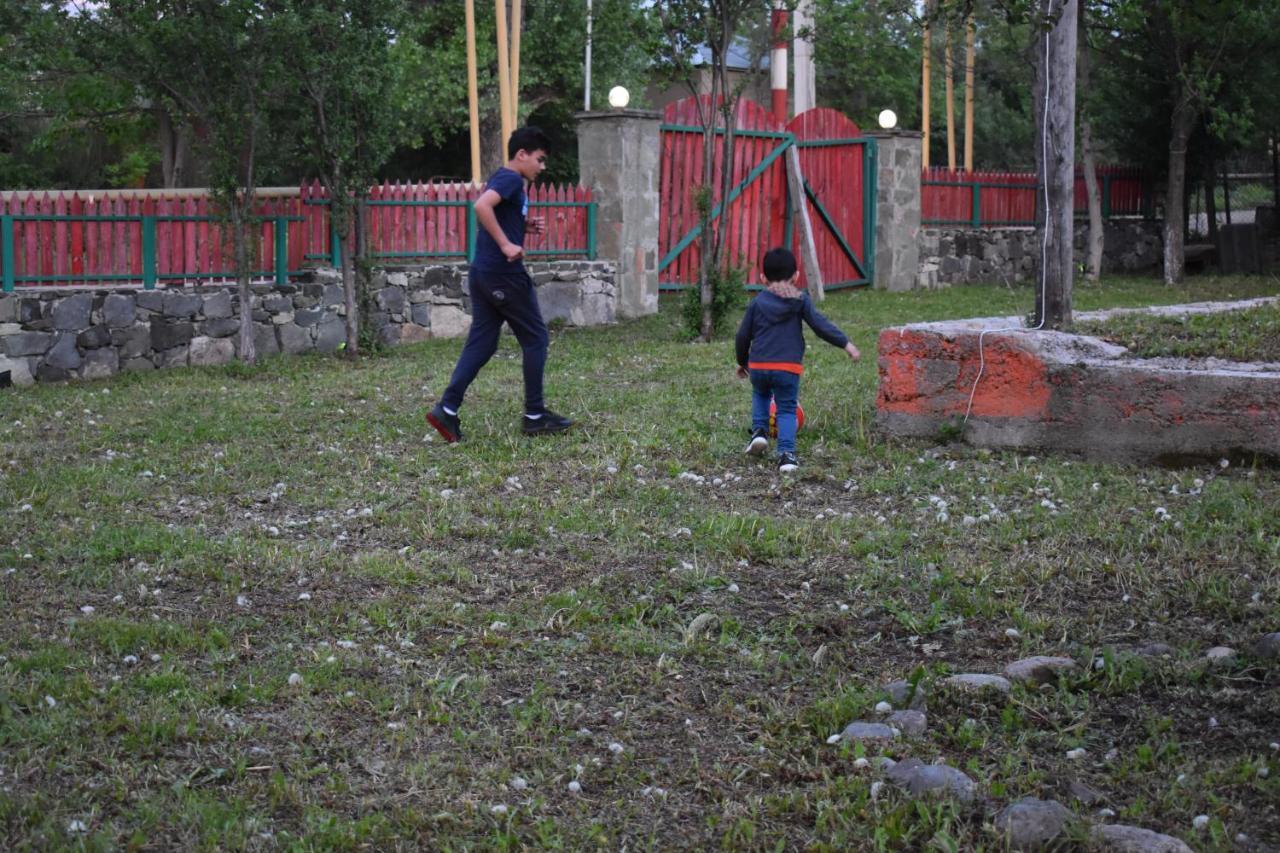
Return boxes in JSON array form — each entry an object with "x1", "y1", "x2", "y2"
[{"x1": 800, "y1": 297, "x2": 854, "y2": 354}]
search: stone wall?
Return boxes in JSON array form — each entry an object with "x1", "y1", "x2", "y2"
[
  {"x1": 916, "y1": 219, "x2": 1163, "y2": 288},
  {"x1": 0, "y1": 260, "x2": 616, "y2": 387}
]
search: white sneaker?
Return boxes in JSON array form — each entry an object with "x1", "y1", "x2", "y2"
[{"x1": 746, "y1": 428, "x2": 769, "y2": 456}]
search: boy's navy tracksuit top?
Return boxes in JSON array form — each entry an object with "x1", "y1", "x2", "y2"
[{"x1": 735, "y1": 290, "x2": 848, "y2": 375}]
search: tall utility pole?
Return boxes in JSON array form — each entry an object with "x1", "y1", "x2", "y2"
[
  {"x1": 944, "y1": 19, "x2": 955, "y2": 170},
  {"x1": 793, "y1": 0, "x2": 815, "y2": 114},
  {"x1": 465, "y1": 0, "x2": 481, "y2": 183},
  {"x1": 1033, "y1": 0, "x2": 1078, "y2": 329},
  {"x1": 963, "y1": 12, "x2": 975, "y2": 172},
  {"x1": 584, "y1": 0, "x2": 593, "y2": 111},
  {"x1": 770, "y1": 5, "x2": 789, "y2": 120},
  {"x1": 921, "y1": 0, "x2": 932, "y2": 168}
]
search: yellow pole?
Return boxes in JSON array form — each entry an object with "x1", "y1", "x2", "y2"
[
  {"x1": 921, "y1": 2, "x2": 931, "y2": 168},
  {"x1": 945, "y1": 18, "x2": 955, "y2": 171},
  {"x1": 495, "y1": 0, "x2": 513, "y2": 156},
  {"x1": 964, "y1": 12, "x2": 975, "y2": 173},
  {"x1": 509, "y1": 0, "x2": 522, "y2": 129},
  {"x1": 465, "y1": 0, "x2": 481, "y2": 184}
]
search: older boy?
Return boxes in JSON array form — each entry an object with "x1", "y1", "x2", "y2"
[{"x1": 427, "y1": 126, "x2": 573, "y2": 442}]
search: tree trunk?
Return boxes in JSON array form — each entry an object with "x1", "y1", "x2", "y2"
[
  {"x1": 1204, "y1": 150, "x2": 1219, "y2": 248},
  {"x1": 157, "y1": 110, "x2": 188, "y2": 189},
  {"x1": 1077, "y1": 0, "x2": 1102, "y2": 282},
  {"x1": 341, "y1": 229, "x2": 358, "y2": 357},
  {"x1": 233, "y1": 205, "x2": 256, "y2": 365},
  {"x1": 1162, "y1": 83, "x2": 1197, "y2": 285},
  {"x1": 1033, "y1": 0, "x2": 1077, "y2": 329}
]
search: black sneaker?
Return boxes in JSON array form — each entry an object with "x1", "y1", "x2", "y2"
[
  {"x1": 522, "y1": 410, "x2": 574, "y2": 436},
  {"x1": 745, "y1": 428, "x2": 769, "y2": 456},
  {"x1": 426, "y1": 403, "x2": 462, "y2": 443},
  {"x1": 777, "y1": 452, "x2": 799, "y2": 473}
]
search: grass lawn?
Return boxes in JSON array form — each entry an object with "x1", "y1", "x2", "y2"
[
  {"x1": 1075, "y1": 298, "x2": 1280, "y2": 363},
  {"x1": 1, "y1": 275, "x2": 1278, "y2": 850}
]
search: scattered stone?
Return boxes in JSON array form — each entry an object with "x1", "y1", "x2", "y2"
[
  {"x1": 1132, "y1": 642, "x2": 1175, "y2": 659},
  {"x1": 1004, "y1": 656, "x2": 1079, "y2": 684},
  {"x1": 840, "y1": 722, "x2": 899, "y2": 744},
  {"x1": 1090, "y1": 823, "x2": 1193, "y2": 852},
  {"x1": 1191, "y1": 815, "x2": 1208, "y2": 830},
  {"x1": 886, "y1": 710, "x2": 927, "y2": 737},
  {"x1": 874, "y1": 701, "x2": 894, "y2": 714},
  {"x1": 1066, "y1": 748, "x2": 1087, "y2": 761},
  {"x1": 884, "y1": 679, "x2": 928, "y2": 711},
  {"x1": 942, "y1": 673, "x2": 1012, "y2": 694},
  {"x1": 1250, "y1": 632, "x2": 1280, "y2": 659},
  {"x1": 1204, "y1": 646, "x2": 1237, "y2": 665},
  {"x1": 993, "y1": 797, "x2": 1074, "y2": 850},
  {"x1": 288, "y1": 672, "x2": 303, "y2": 686},
  {"x1": 1063, "y1": 779, "x2": 1107, "y2": 806},
  {"x1": 886, "y1": 758, "x2": 977, "y2": 804}
]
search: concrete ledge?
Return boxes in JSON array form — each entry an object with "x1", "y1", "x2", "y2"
[{"x1": 876, "y1": 299, "x2": 1280, "y2": 463}]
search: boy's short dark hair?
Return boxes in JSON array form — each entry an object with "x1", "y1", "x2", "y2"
[
  {"x1": 762, "y1": 247, "x2": 798, "y2": 282},
  {"x1": 508, "y1": 126, "x2": 551, "y2": 159}
]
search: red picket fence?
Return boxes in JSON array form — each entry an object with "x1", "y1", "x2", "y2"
[
  {"x1": 922, "y1": 166, "x2": 1147, "y2": 226},
  {"x1": 1, "y1": 180, "x2": 595, "y2": 290}
]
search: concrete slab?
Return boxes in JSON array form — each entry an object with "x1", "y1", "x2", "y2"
[{"x1": 876, "y1": 299, "x2": 1280, "y2": 464}]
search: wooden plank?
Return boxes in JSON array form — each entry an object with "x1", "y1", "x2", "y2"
[
  {"x1": 70, "y1": 194, "x2": 84, "y2": 279},
  {"x1": 785, "y1": 146, "x2": 823, "y2": 300}
]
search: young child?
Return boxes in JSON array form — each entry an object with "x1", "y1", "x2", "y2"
[
  {"x1": 427, "y1": 126, "x2": 573, "y2": 443},
  {"x1": 734, "y1": 247, "x2": 860, "y2": 472}
]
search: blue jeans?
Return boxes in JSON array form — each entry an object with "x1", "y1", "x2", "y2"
[
  {"x1": 750, "y1": 369, "x2": 800, "y2": 455},
  {"x1": 442, "y1": 268, "x2": 549, "y2": 415}
]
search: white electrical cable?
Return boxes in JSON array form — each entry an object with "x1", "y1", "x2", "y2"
[{"x1": 962, "y1": 0, "x2": 1055, "y2": 424}]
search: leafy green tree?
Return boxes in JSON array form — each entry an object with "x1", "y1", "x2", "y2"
[
  {"x1": 653, "y1": 0, "x2": 770, "y2": 341},
  {"x1": 78, "y1": 0, "x2": 294, "y2": 363},
  {"x1": 285, "y1": 0, "x2": 408, "y2": 357}
]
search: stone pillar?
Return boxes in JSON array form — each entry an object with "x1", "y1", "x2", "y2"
[
  {"x1": 866, "y1": 130, "x2": 923, "y2": 292},
  {"x1": 575, "y1": 110, "x2": 661, "y2": 318}
]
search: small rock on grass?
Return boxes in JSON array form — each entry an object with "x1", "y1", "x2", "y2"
[
  {"x1": 1004, "y1": 656, "x2": 1078, "y2": 684},
  {"x1": 886, "y1": 710, "x2": 927, "y2": 737},
  {"x1": 1251, "y1": 632, "x2": 1280, "y2": 659},
  {"x1": 1089, "y1": 824, "x2": 1193, "y2": 852},
  {"x1": 884, "y1": 679, "x2": 928, "y2": 711},
  {"x1": 1204, "y1": 646, "x2": 1237, "y2": 665},
  {"x1": 1062, "y1": 779, "x2": 1107, "y2": 806},
  {"x1": 943, "y1": 673, "x2": 1012, "y2": 694},
  {"x1": 1132, "y1": 642, "x2": 1174, "y2": 659},
  {"x1": 993, "y1": 797, "x2": 1074, "y2": 851},
  {"x1": 886, "y1": 758, "x2": 977, "y2": 804},
  {"x1": 840, "y1": 722, "x2": 899, "y2": 743}
]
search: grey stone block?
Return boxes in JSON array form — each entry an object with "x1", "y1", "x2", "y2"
[
  {"x1": 80, "y1": 347, "x2": 119, "y2": 380},
  {"x1": 263, "y1": 294, "x2": 292, "y2": 313},
  {"x1": 103, "y1": 294, "x2": 136, "y2": 328},
  {"x1": 322, "y1": 284, "x2": 344, "y2": 306},
  {"x1": 36, "y1": 362, "x2": 70, "y2": 382},
  {"x1": 376, "y1": 286, "x2": 406, "y2": 313},
  {"x1": 189, "y1": 336, "x2": 235, "y2": 367},
  {"x1": 113, "y1": 325, "x2": 151, "y2": 359},
  {"x1": 136, "y1": 291, "x2": 166, "y2": 312},
  {"x1": 151, "y1": 321, "x2": 194, "y2": 351},
  {"x1": 411, "y1": 303, "x2": 431, "y2": 326},
  {"x1": 45, "y1": 332, "x2": 81, "y2": 369},
  {"x1": 0, "y1": 354, "x2": 34, "y2": 387},
  {"x1": 0, "y1": 296, "x2": 15, "y2": 323},
  {"x1": 154, "y1": 345, "x2": 189, "y2": 368},
  {"x1": 315, "y1": 319, "x2": 346, "y2": 353},
  {"x1": 252, "y1": 323, "x2": 280, "y2": 356},
  {"x1": 164, "y1": 291, "x2": 203, "y2": 318},
  {"x1": 77, "y1": 325, "x2": 112, "y2": 349},
  {"x1": 277, "y1": 323, "x2": 311, "y2": 354},
  {"x1": 52, "y1": 293, "x2": 93, "y2": 330},
  {"x1": 202, "y1": 291, "x2": 233, "y2": 319},
  {"x1": 200, "y1": 317, "x2": 240, "y2": 338},
  {"x1": 122, "y1": 357, "x2": 155, "y2": 373},
  {"x1": 4, "y1": 331, "x2": 52, "y2": 357},
  {"x1": 295, "y1": 307, "x2": 325, "y2": 327}
]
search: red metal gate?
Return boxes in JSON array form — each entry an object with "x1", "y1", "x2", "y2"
[{"x1": 658, "y1": 96, "x2": 876, "y2": 291}]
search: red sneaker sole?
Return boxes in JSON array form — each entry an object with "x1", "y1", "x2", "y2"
[{"x1": 426, "y1": 413, "x2": 459, "y2": 443}]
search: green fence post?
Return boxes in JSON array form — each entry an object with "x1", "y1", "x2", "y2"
[
  {"x1": 329, "y1": 218, "x2": 342, "y2": 268},
  {"x1": 971, "y1": 182, "x2": 982, "y2": 227},
  {"x1": 586, "y1": 202, "x2": 597, "y2": 260},
  {"x1": 466, "y1": 203, "x2": 477, "y2": 264},
  {"x1": 142, "y1": 216, "x2": 157, "y2": 290},
  {"x1": 865, "y1": 138, "x2": 877, "y2": 285},
  {"x1": 1102, "y1": 174, "x2": 1112, "y2": 219},
  {"x1": 1, "y1": 216, "x2": 13, "y2": 292},
  {"x1": 274, "y1": 217, "x2": 288, "y2": 286}
]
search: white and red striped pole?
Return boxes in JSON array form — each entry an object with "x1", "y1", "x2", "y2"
[{"x1": 770, "y1": 6, "x2": 789, "y2": 121}]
